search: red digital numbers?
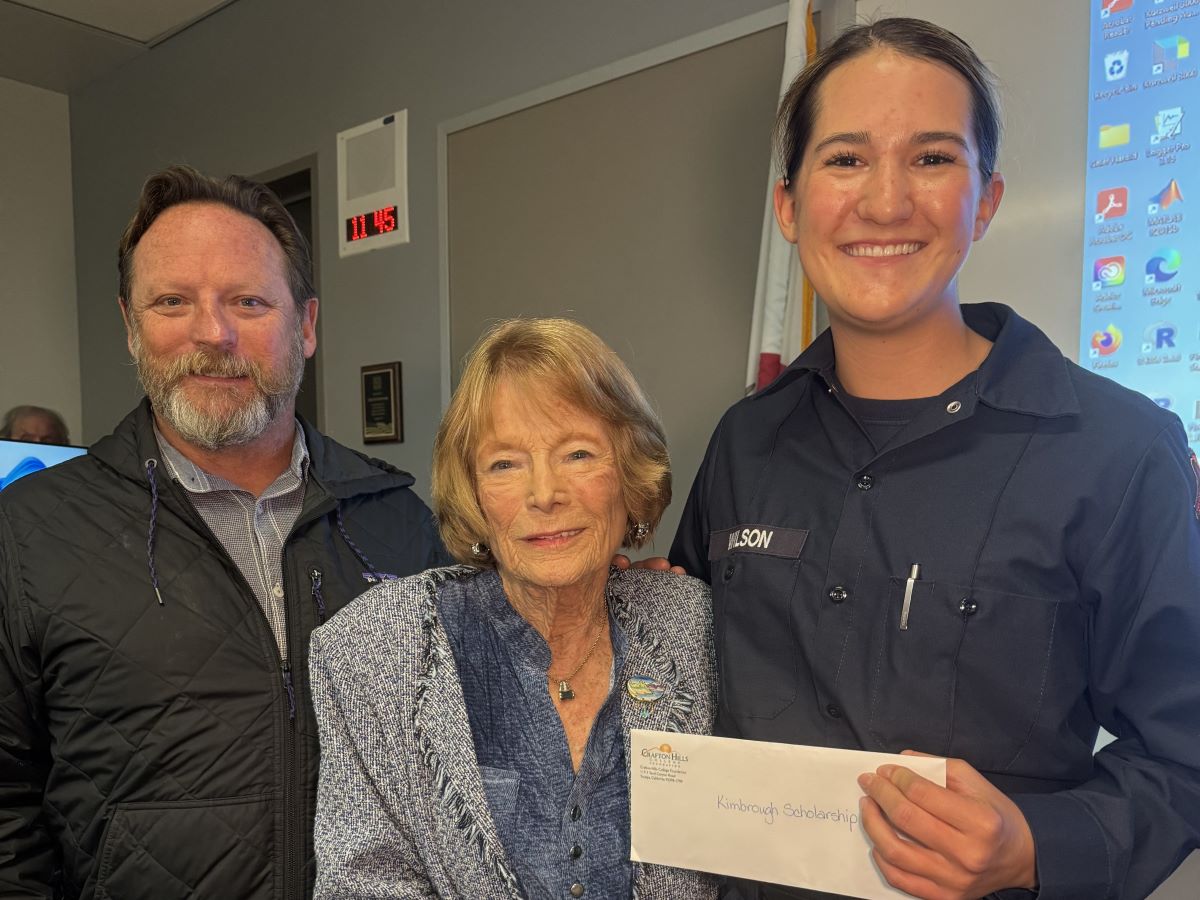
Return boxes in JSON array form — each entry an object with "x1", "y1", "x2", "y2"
[
  {"x1": 373, "y1": 207, "x2": 397, "y2": 233},
  {"x1": 346, "y1": 206, "x2": 398, "y2": 242}
]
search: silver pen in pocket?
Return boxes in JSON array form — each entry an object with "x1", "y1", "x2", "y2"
[{"x1": 900, "y1": 564, "x2": 920, "y2": 630}]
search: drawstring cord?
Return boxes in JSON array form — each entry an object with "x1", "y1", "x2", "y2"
[
  {"x1": 335, "y1": 506, "x2": 383, "y2": 581},
  {"x1": 145, "y1": 459, "x2": 164, "y2": 605}
]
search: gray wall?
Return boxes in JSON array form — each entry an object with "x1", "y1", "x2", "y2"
[
  {"x1": 446, "y1": 23, "x2": 786, "y2": 551},
  {"x1": 0, "y1": 76, "x2": 80, "y2": 441},
  {"x1": 70, "y1": 0, "x2": 780, "y2": 497}
]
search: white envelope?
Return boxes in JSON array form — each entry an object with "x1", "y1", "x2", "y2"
[{"x1": 629, "y1": 729, "x2": 946, "y2": 900}]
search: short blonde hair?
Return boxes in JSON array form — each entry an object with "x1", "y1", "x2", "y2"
[{"x1": 433, "y1": 318, "x2": 671, "y2": 567}]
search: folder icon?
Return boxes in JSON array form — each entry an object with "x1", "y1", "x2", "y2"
[{"x1": 1099, "y1": 123, "x2": 1130, "y2": 148}]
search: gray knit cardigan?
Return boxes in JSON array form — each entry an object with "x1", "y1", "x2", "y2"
[{"x1": 309, "y1": 565, "x2": 719, "y2": 899}]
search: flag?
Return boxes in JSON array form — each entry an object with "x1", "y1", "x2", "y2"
[{"x1": 745, "y1": 0, "x2": 817, "y2": 394}]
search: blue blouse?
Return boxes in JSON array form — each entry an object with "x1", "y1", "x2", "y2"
[{"x1": 437, "y1": 569, "x2": 632, "y2": 900}]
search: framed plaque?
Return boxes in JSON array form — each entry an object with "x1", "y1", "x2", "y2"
[{"x1": 361, "y1": 362, "x2": 402, "y2": 443}]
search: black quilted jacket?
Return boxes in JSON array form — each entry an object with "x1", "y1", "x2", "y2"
[{"x1": 0, "y1": 400, "x2": 447, "y2": 899}]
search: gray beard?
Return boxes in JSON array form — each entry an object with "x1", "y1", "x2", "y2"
[{"x1": 131, "y1": 329, "x2": 305, "y2": 452}]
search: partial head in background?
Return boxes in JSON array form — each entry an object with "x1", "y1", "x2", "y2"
[
  {"x1": 771, "y1": 17, "x2": 1005, "y2": 334},
  {"x1": 433, "y1": 318, "x2": 670, "y2": 589},
  {"x1": 0, "y1": 405, "x2": 70, "y2": 445},
  {"x1": 117, "y1": 165, "x2": 318, "y2": 451}
]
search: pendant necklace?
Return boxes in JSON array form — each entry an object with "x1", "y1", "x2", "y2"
[{"x1": 549, "y1": 615, "x2": 605, "y2": 701}]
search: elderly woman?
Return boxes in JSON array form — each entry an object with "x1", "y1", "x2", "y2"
[
  {"x1": 666, "y1": 16, "x2": 1200, "y2": 900},
  {"x1": 309, "y1": 318, "x2": 716, "y2": 899}
]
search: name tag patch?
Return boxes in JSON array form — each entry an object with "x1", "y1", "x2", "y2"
[{"x1": 708, "y1": 525, "x2": 808, "y2": 560}]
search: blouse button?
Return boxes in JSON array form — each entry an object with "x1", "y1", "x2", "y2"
[
  {"x1": 570, "y1": 883, "x2": 585, "y2": 897},
  {"x1": 722, "y1": 562, "x2": 736, "y2": 582},
  {"x1": 570, "y1": 805, "x2": 582, "y2": 821},
  {"x1": 856, "y1": 473, "x2": 874, "y2": 491},
  {"x1": 569, "y1": 844, "x2": 583, "y2": 860},
  {"x1": 828, "y1": 585, "x2": 849, "y2": 604}
]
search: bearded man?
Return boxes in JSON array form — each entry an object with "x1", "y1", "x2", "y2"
[{"x1": 0, "y1": 166, "x2": 447, "y2": 900}]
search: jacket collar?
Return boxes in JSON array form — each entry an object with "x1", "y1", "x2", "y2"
[
  {"x1": 89, "y1": 398, "x2": 418, "y2": 498},
  {"x1": 761, "y1": 302, "x2": 1080, "y2": 419}
]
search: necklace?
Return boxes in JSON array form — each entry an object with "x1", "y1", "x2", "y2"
[{"x1": 548, "y1": 615, "x2": 606, "y2": 701}]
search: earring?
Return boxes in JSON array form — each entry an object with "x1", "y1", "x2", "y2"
[
  {"x1": 470, "y1": 542, "x2": 490, "y2": 559},
  {"x1": 632, "y1": 522, "x2": 650, "y2": 541}
]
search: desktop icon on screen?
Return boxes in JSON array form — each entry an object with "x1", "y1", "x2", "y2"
[
  {"x1": 1142, "y1": 322, "x2": 1178, "y2": 352},
  {"x1": 1152, "y1": 35, "x2": 1190, "y2": 74},
  {"x1": 1093, "y1": 256, "x2": 1126, "y2": 289},
  {"x1": 1151, "y1": 107, "x2": 1184, "y2": 144},
  {"x1": 1105, "y1": 49, "x2": 1130, "y2": 81},
  {"x1": 1096, "y1": 187, "x2": 1128, "y2": 222},
  {"x1": 1099, "y1": 122, "x2": 1131, "y2": 148},
  {"x1": 1100, "y1": 0, "x2": 1133, "y2": 17},
  {"x1": 1148, "y1": 178, "x2": 1183, "y2": 214},
  {"x1": 1146, "y1": 248, "x2": 1182, "y2": 283},
  {"x1": 1090, "y1": 324, "x2": 1123, "y2": 357}
]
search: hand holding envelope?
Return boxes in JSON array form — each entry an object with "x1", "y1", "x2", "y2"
[
  {"x1": 629, "y1": 730, "x2": 948, "y2": 899},
  {"x1": 858, "y1": 753, "x2": 1037, "y2": 899}
]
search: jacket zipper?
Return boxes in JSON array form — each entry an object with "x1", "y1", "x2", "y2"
[
  {"x1": 156, "y1": 470, "x2": 338, "y2": 899},
  {"x1": 310, "y1": 568, "x2": 325, "y2": 624}
]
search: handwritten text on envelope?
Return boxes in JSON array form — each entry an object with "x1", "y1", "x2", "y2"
[{"x1": 629, "y1": 730, "x2": 946, "y2": 900}]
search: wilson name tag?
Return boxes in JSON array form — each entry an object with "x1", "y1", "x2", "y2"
[{"x1": 708, "y1": 525, "x2": 808, "y2": 560}]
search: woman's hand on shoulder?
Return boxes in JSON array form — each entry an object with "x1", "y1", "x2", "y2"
[{"x1": 611, "y1": 553, "x2": 686, "y2": 575}]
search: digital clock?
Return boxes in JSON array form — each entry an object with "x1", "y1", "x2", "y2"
[{"x1": 345, "y1": 205, "x2": 399, "y2": 242}]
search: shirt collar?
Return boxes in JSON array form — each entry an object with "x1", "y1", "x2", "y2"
[
  {"x1": 766, "y1": 302, "x2": 1079, "y2": 419},
  {"x1": 153, "y1": 420, "x2": 310, "y2": 496}
]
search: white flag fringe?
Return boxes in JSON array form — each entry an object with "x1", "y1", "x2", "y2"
[{"x1": 745, "y1": 0, "x2": 816, "y2": 394}]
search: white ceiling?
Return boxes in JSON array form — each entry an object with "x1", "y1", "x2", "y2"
[{"x1": 0, "y1": 0, "x2": 240, "y2": 93}]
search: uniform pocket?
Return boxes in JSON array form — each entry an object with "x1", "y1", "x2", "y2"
[
  {"x1": 712, "y1": 550, "x2": 806, "y2": 721},
  {"x1": 95, "y1": 794, "x2": 273, "y2": 899},
  {"x1": 866, "y1": 579, "x2": 1063, "y2": 770}
]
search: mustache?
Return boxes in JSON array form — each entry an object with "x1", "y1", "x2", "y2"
[{"x1": 155, "y1": 350, "x2": 264, "y2": 384}]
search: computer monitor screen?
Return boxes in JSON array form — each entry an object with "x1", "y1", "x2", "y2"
[{"x1": 0, "y1": 440, "x2": 87, "y2": 491}]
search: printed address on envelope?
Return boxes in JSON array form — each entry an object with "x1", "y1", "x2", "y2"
[{"x1": 629, "y1": 729, "x2": 946, "y2": 899}]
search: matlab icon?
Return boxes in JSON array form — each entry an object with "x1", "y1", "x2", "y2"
[
  {"x1": 1096, "y1": 187, "x2": 1128, "y2": 222},
  {"x1": 1101, "y1": 0, "x2": 1133, "y2": 16},
  {"x1": 1148, "y1": 179, "x2": 1183, "y2": 214}
]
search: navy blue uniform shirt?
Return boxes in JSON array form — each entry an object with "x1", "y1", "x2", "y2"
[{"x1": 672, "y1": 303, "x2": 1200, "y2": 900}]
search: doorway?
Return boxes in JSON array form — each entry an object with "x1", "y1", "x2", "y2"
[{"x1": 264, "y1": 166, "x2": 321, "y2": 429}]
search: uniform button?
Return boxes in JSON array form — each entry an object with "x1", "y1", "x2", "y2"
[
  {"x1": 946, "y1": 400, "x2": 962, "y2": 414},
  {"x1": 828, "y1": 585, "x2": 849, "y2": 604},
  {"x1": 272, "y1": 583, "x2": 284, "y2": 599},
  {"x1": 722, "y1": 562, "x2": 736, "y2": 582},
  {"x1": 570, "y1": 883, "x2": 585, "y2": 897},
  {"x1": 569, "y1": 844, "x2": 583, "y2": 860},
  {"x1": 959, "y1": 597, "x2": 979, "y2": 617},
  {"x1": 570, "y1": 805, "x2": 582, "y2": 821},
  {"x1": 826, "y1": 703, "x2": 842, "y2": 719},
  {"x1": 856, "y1": 473, "x2": 874, "y2": 491}
]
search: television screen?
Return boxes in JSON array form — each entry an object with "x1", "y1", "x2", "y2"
[{"x1": 0, "y1": 440, "x2": 87, "y2": 491}]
